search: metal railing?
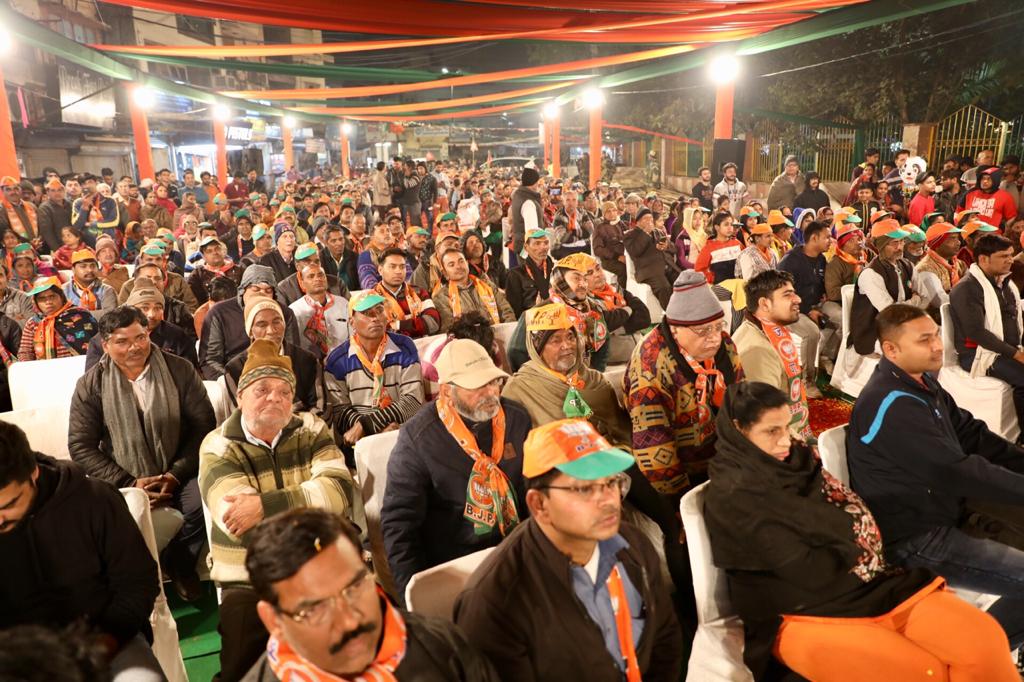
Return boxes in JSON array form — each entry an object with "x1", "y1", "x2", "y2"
[{"x1": 928, "y1": 105, "x2": 1006, "y2": 166}]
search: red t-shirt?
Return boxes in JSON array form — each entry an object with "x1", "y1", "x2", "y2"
[
  {"x1": 965, "y1": 189, "x2": 1017, "y2": 227},
  {"x1": 907, "y1": 193, "x2": 935, "y2": 227}
]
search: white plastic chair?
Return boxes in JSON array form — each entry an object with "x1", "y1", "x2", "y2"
[
  {"x1": 817, "y1": 423, "x2": 999, "y2": 612},
  {"x1": 354, "y1": 430, "x2": 401, "y2": 599},
  {"x1": 937, "y1": 303, "x2": 1020, "y2": 441},
  {"x1": 829, "y1": 284, "x2": 878, "y2": 399},
  {"x1": 679, "y1": 483, "x2": 754, "y2": 682},
  {"x1": 817, "y1": 425, "x2": 850, "y2": 485},
  {"x1": 9, "y1": 355, "x2": 87, "y2": 411},
  {"x1": 492, "y1": 321, "x2": 517, "y2": 352},
  {"x1": 120, "y1": 488, "x2": 188, "y2": 682},
  {"x1": 623, "y1": 251, "x2": 666, "y2": 322},
  {"x1": 413, "y1": 333, "x2": 443, "y2": 360},
  {"x1": 0, "y1": 405, "x2": 71, "y2": 459},
  {"x1": 405, "y1": 547, "x2": 495, "y2": 621},
  {"x1": 604, "y1": 365, "x2": 626, "y2": 405},
  {"x1": 204, "y1": 379, "x2": 234, "y2": 426}
]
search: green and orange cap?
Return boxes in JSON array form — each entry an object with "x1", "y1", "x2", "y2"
[{"x1": 523, "y1": 419, "x2": 634, "y2": 481}]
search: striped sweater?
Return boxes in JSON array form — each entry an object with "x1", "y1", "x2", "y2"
[
  {"x1": 198, "y1": 410, "x2": 354, "y2": 586},
  {"x1": 324, "y1": 331, "x2": 424, "y2": 436}
]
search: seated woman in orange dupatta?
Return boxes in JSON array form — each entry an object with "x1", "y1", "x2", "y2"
[{"x1": 17, "y1": 276, "x2": 98, "y2": 361}]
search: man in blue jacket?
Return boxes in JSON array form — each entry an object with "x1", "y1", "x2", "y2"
[{"x1": 848, "y1": 303, "x2": 1024, "y2": 649}]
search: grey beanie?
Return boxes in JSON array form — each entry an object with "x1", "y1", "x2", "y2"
[
  {"x1": 236, "y1": 264, "x2": 276, "y2": 305},
  {"x1": 665, "y1": 271, "x2": 725, "y2": 327}
]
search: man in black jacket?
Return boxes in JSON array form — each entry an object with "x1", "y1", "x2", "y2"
[
  {"x1": 0, "y1": 423, "x2": 162, "y2": 680},
  {"x1": 505, "y1": 228, "x2": 553, "y2": 318},
  {"x1": 949, "y1": 234, "x2": 1024, "y2": 428},
  {"x1": 70, "y1": 305, "x2": 216, "y2": 601},
  {"x1": 242, "y1": 508, "x2": 499, "y2": 681},
  {"x1": 382, "y1": 339, "x2": 531, "y2": 602},
  {"x1": 455, "y1": 419, "x2": 683, "y2": 682},
  {"x1": 848, "y1": 304, "x2": 1024, "y2": 648}
]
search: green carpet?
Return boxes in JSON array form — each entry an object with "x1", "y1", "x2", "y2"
[{"x1": 168, "y1": 584, "x2": 221, "y2": 681}]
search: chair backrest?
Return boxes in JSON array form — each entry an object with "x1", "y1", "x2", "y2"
[
  {"x1": 624, "y1": 250, "x2": 636, "y2": 280},
  {"x1": 939, "y1": 303, "x2": 958, "y2": 368},
  {"x1": 9, "y1": 355, "x2": 87, "y2": 411},
  {"x1": 679, "y1": 482, "x2": 733, "y2": 626},
  {"x1": 121, "y1": 488, "x2": 189, "y2": 682},
  {"x1": 405, "y1": 547, "x2": 495, "y2": 620},
  {"x1": 354, "y1": 430, "x2": 401, "y2": 597},
  {"x1": 204, "y1": 379, "x2": 234, "y2": 426},
  {"x1": 492, "y1": 321, "x2": 517, "y2": 353},
  {"x1": 413, "y1": 333, "x2": 443, "y2": 361},
  {"x1": 604, "y1": 365, "x2": 626, "y2": 404},
  {"x1": 817, "y1": 424, "x2": 850, "y2": 485},
  {"x1": 840, "y1": 284, "x2": 854, "y2": 335},
  {"x1": 0, "y1": 405, "x2": 71, "y2": 459}
]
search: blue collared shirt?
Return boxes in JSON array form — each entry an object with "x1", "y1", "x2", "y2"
[{"x1": 570, "y1": 534, "x2": 646, "y2": 675}]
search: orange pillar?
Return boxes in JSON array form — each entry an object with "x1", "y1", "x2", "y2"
[
  {"x1": 714, "y1": 82, "x2": 735, "y2": 139},
  {"x1": 214, "y1": 122, "x2": 228, "y2": 191},
  {"x1": 541, "y1": 122, "x2": 549, "y2": 171},
  {"x1": 340, "y1": 120, "x2": 350, "y2": 179},
  {"x1": 551, "y1": 117, "x2": 561, "y2": 179},
  {"x1": 589, "y1": 108, "x2": 602, "y2": 190},
  {"x1": 282, "y1": 122, "x2": 294, "y2": 175},
  {"x1": 127, "y1": 86, "x2": 155, "y2": 182},
  {"x1": 0, "y1": 65, "x2": 20, "y2": 180}
]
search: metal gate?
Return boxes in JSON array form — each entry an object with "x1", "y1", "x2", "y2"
[
  {"x1": 748, "y1": 119, "x2": 856, "y2": 184},
  {"x1": 928, "y1": 105, "x2": 1008, "y2": 165}
]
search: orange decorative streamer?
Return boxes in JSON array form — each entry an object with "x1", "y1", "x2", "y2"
[
  {"x1": 223, "y1": 44, "x2": 697, "y2": 100},
  {"x1": 344, "y1": 100, "x2": 545, "y2": 123},
  {"x1": 294, "y1": 81, "x2": 581, "y2": 116}
]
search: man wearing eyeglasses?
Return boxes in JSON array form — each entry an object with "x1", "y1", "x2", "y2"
[
  {"x1": 200, "y1": 339, "x2": 355, "y2": 681},
  {"x1": 455, "y1": 419, "x2": 683, "y2": 682},
  {"x1": 242, "y1": 508, "x2": 499, "y2": 681},
  {"x1": 625, "y1": 270, "x2": 743, "y2": 499},
  {"x1": 382, "y1": 339, "x2": 532, "y2": 603}
]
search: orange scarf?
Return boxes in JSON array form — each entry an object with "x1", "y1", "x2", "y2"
[
  {"x1": 449, "y1": 275, "x2": 500, "y2": 324},
  {"x1": 758, "y1": 318, "x2": 811, "y2": 439},
  {"x1": 1, "y1": 199, "x2": 36, "y2": 240},
  {"x1": 266, "y1": 587, "x2": 407, "y2": 682},
  {"x1": 680, "y1": 341, "x2": 725, "y2": 440},
  {"x1": 33, "y1": 301, "x2": 73, "y2": 359},
  {"x1": 927, "y1": 250, "x2": 961, "y2": 288},
  {"x1": 834, "y1": 248, "x2": 866, "y2": 275},
  {"x1": 437, "y1": 393, "x2": 519, "y2": 536},
  {"x1": 591, "y1": 284, "x2": 625, "y2": 310},
  {"x1": 72, "y1": 279, "x2": 97, "y2": 310},
  {"x1": 374, "y1": 282, "x2": 421, "y2": 322},
  {"x1": 303, "y1": 294, "x2": 334, "y2": 356},
  {"x1": 608, "y1": 565, "x2": 642, "y2": 682},
  {"x1": 352, "y1": 335, "x2": 392, "y2": 408}
]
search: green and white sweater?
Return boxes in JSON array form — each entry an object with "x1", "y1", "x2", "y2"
[{"x1": 199, "y1": 409, "x2": 355, "y2": 587}]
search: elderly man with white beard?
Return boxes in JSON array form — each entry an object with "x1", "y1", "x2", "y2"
[{"x1": 381, "y1": 339, "x2": 533, "y2": 604}]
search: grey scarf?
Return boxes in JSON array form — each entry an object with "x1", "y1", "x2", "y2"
[{"x1": 100, "y1": 347, "x2": 181, "y2": 478}]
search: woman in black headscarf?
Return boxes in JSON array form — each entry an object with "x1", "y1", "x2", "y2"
[{"x1": 703, "y1": 382, "x2": 1017, "y2": 682}]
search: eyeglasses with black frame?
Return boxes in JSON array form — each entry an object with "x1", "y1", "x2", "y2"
[
  {"x1": 275, "y1": 568, "x2": 375, "y2": 626},
  {"x1": 537, "y1": 472, "x2": 631, "y2": 501}
]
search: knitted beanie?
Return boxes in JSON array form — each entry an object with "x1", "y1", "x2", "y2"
[{"x1": 238, "y1": 338, "x2": 295, "y2": 394}]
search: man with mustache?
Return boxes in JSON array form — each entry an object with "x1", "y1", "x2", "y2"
[
  {"x1": 68, "y1": 305, "x2": 216, "y2": 603},
  {"x1": 200, "y1": 339, "x2": 355, "y2": 681},
  {"x1": 324, "y1": 293, "x2": 424, "y2": 453},
  {"x1": 241, "y1": 508, "x2": 500, "y2": 681},
  {"x1": 382, "y1": 339, "x2": 532, "y2": 602},
  {"x1": 455, "y1": 419, "x2": 683, "y2": 681},
  {"x1": 0, "y1": 421, "x2": 163, "y2": 681}
]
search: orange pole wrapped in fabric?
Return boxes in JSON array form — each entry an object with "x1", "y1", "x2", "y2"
[
  {"x1": 552, "y1": 117, "x2": 561, "y2": 179},
  {"x1": 541, "y1": 122, "x2": 549, "y2": 171},
  {"x1": 127, "y1": 86, "x2": 155, "y2": 182},
  {"x1": 214, "y1": 122, "x2": 228, "y2": 190},
  {"x1": 589, "y1": 106, "x2": 602, "y2": 190},
  {"x1": 0, "y1": 65, "x2": 20, "y2": 181},
  {"x1": 714, "y1": 81, "x2": 735, "y2": 139},
  {"x1": 282, "y1": 123, "x2": 294, "y2": 176},
  {"x1": 340, "y1": 120, "x2": 350, "y2": 179}
]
